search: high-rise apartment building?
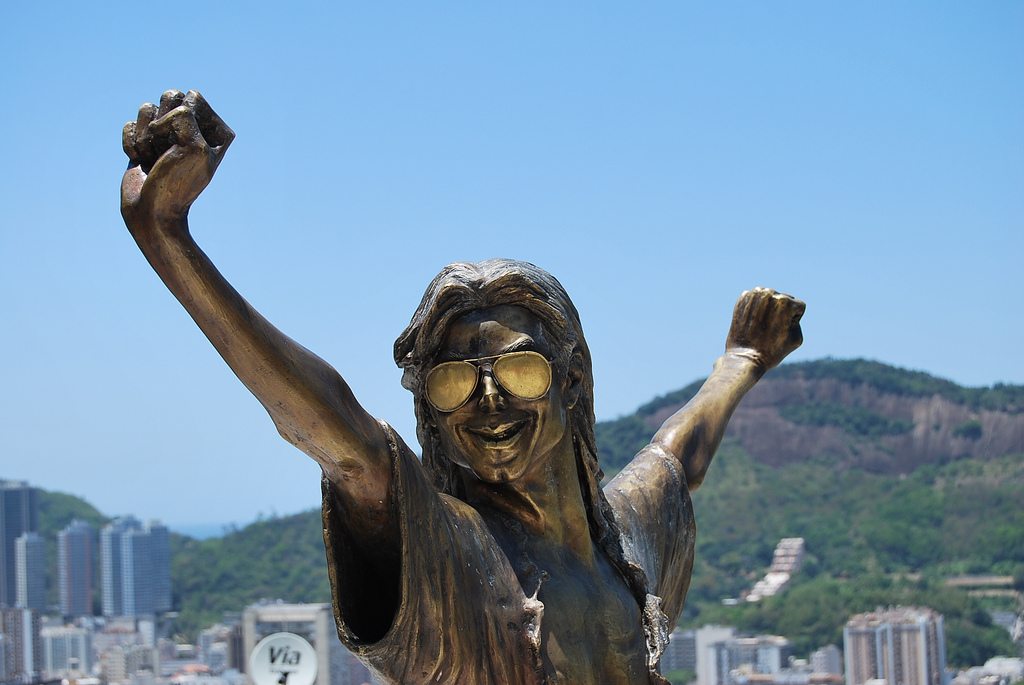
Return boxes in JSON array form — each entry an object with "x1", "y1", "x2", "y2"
[
  {"x1": 58, "y1": 519, "x2": 94, "y2": 617},
  {"x1": 0, "y1": 481, "x2": 39, "y2": 607},
  {"x1": 101, "y1": 517, "x2": 134, "y2": 616},
  {"x1": 844, "y1": 607, "x2": 947, "y2": 685},
  {"x1": 120, "y1": 526, "x2": 154, "y2": 618},
  {"x1": 101, "y1": 518, "x2": 171, "y2": 617},
  {"x1": 14, "y1": 532, "x2": 46, "y2": 612},
  {"x1": 143, "y1": 521, "x2": 170, "y2": 614},
  {"x1": 0, "y1": 606, "x2": 42, "y2": 683}
]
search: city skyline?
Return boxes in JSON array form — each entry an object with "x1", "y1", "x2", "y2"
[{"x1": 5, "y1": 592, "x2": 980, "y2": 685}]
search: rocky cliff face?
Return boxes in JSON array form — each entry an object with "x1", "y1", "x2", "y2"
[{"x1": 638, "y1": 361, "x2": 1024, "y2": 475}]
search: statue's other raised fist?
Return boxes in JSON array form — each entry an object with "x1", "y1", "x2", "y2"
[
  {"x1": 725, "y1": 287, "x2": 805, "y2": 372},
  {"x1": 121, "y1": 90, "x2": 234, "y2": 228}
]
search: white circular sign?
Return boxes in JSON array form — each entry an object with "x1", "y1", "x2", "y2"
[{"x1": 250, "y1": 632, "x2": 318, "y2": 685}]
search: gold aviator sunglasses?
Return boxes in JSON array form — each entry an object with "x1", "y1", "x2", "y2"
[{"x1": 425, "y1": 351, "x2": 553, "y2": 412}]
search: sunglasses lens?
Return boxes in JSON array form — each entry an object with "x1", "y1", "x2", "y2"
[
  {"x1": 425, "y1": 361, "x2": 479, "y2": 411},
  {"x1": 493, "y1": 351, "x2": 551, "y2": 400}
]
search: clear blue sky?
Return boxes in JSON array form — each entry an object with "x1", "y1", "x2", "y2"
[{"x1": 2, "y1": 3, "x2": 1021, "y2": 529}]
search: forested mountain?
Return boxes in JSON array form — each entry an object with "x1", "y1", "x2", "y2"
[
  {"x1": 31, "y1": 359, "x2": 1023, "y2": 665},
  {"x1": 595, "y1": 358, "x2": 1024, "y2": 473}
]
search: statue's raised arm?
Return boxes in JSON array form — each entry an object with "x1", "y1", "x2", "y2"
[
  {"x1": 120, "y1": 90, "x2": 394, "y2": 548},
  {"x1": 651, "y1": 287, "x2": 805, "y2": 489}
]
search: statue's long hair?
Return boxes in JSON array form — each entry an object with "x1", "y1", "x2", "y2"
[{"x1": 394, "y1": 259, "x2": 651, "y2": 615}]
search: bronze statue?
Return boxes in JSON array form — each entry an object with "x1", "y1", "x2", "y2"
[{"x1": 121, "y1": 90, "x2": 805, "y2": 685}]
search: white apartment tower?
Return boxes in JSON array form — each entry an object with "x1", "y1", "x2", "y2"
[
  {"x1": 101, "y1": 517, "x2": 134, "y2": 616},
  {"x1": 844, "y1": 606, "x2": 947, "y2": 685},
  {"x1": 58, "y1": 519, "x2": 94, "y2": 617}
]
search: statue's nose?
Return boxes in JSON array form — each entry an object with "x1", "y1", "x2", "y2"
[{"x1": 477, "y1": 371, "x2": 507, "y2": 413}]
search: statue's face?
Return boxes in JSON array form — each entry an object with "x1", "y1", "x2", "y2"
[{"x1": 429, "y1": 305, "x2": 572, "y2": 484}]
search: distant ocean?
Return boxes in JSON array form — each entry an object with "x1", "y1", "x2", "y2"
[{"x1": 169, "y1": 522, "x2": 231, "y2": 540}]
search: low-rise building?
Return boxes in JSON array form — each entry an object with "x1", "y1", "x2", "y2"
[
  {"x1": 810, "y1": 645, "x2": 842, "y2": 676},
  {"x1": 41, "y1": 624, "x2": 93, "y2": 678},
  {"x1": 101, "y1": 643, "x2": 159, "y2": 684},
  {"x1": 241, "y1": 601, "x2": 372, "y2": 685},
  {"x1": 198, "y1": 624, "x2": 241, "y2": 674},
  {"x1": 697, "y1": 626, "x2": 738, "y2": 685},
  {"x1": 663, "y1": 627, "x2": 697, "y2": 675},
  {"x1": 746, "y1": 538, "x2": 805, "y2": 602},
  {"x1": 711, "y1": 635, "x2": 792, "y2": 685},
  {"x1": 951, "y1": 657, "x2": 1024, "y2": 685}
]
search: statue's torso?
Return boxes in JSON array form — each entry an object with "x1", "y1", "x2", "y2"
[
  {"x1": 323, "y1": 429, "x2": 693, "y2": 685},
  {"x1": 485, "y1": 515, "x2": 649, "y2": 684}
]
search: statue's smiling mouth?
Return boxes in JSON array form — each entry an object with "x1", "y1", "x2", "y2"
[{"x1": 467, "y1": 420, "x2": 527, "y2": 445}]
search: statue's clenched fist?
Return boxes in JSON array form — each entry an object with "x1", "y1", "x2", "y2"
[
  {"x1": 726, "y1": 287, "x2": 805, "y2": 372},
  {"x1": 121, "y1": 89, "x2": 234, "y2": 227}
]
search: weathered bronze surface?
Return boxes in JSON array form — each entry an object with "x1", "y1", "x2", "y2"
[{"x1": 121, "y1": 90, "x2": 805, "y2": 685}]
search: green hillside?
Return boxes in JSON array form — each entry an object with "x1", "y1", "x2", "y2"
[
  {"x1": 38, "y1": 490, "x2": 108, "y2": 533},
  {"x1": 686, "y1": 445, "x2": 1024, "y2": 583},
  {"x1": 680, "y1": 442, "x2": 1022, "y2": 665},
  {"x1": 170, "y1": 511, "x2": 331, "y2": 635}
]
